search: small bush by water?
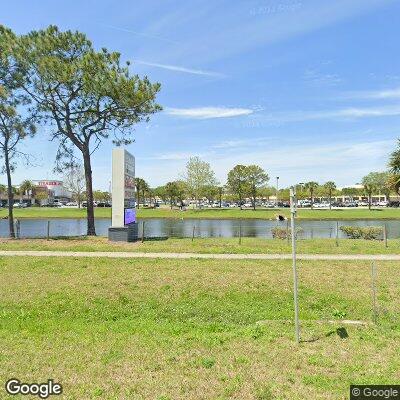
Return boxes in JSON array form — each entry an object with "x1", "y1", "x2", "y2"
[
  {"x1": 271, "y1": 227, "x2": 303, "y2": 240},
  {"x1": 340, "y1": 226, "x2": 383, "y2": 240}
]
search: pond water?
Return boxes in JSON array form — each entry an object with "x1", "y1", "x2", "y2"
[{"x1": 0, "y1": 218, "x2": 399, "y2": 239}]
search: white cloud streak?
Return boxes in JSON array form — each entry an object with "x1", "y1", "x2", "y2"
[
  {"x1": 343, "y1": 87, "x2": 400, "y2": 100},
  {"x1": 100, "y1": 24, "x2": 179, "y2": 44},
  {"x1": 135, "y1": 60, "x2": 225, "y2": 77},
  {"x1": 246, "y1": 104, "x2": 400, "y2": 125},
  {"x1": 152, "y1": 152, "x2": 201, "y2": 161},
  {"x1": 166, "y1": 107, "x2": 254, "y2": 119}
]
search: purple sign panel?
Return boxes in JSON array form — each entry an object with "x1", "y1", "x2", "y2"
[{"x1": 124, "y1": 208, "x2": 136, "y2": 225}]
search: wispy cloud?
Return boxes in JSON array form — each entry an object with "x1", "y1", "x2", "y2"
[
  {"x1": 100, "y1": 23, "x2": 179, "y2": 44},
  {"x1": 303, "y1": 69, "x2": 342, "y2": 86},
  {"x1": 134, "y1": 60, "x2": 225, "y2": 77},
  {"x1": 149, "y1": 152, "x2": 204, "y2": 161},
  {"x1": 148, "y1": 1, "x2": 392, "y2": 66},
  {"x1": 212, "y1": 137, "x2": 272, "y2": 149},
  {"x1": 246, "y1": 104, "x2": 400, "y2": 125},
  {"x1": 343, "y1": 87, "x2": 400, "y2": 100},
  {"x1": 305, "y1": 105, "x2": 400, "y2": 120},
  {"x1": 166, "y1": 107, "x2": 254, "y2": 119},
  {"x1": 213, "y1": 139, "x2": 248, "y2": 149}
]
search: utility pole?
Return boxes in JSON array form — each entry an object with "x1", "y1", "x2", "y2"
[
  {"x1": 290, "y1": 186, "x2": 300, "y2": 344},
  {"x1": 276, "y1": 176, "x2": 280, "y2": 207}
]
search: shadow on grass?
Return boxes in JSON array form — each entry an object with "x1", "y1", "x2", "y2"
[{"x1": 301, "y1": 327, "x2": 349, "y2": 343}]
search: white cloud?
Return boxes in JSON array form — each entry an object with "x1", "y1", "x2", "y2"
[
  {"x1": 213, "y1": 139, "x2": 248, "y2": 149},
  {"x1": 344, "y1": 87, "x2": 400, "y2": 100},
  {"x1": 100, "y1": 24, "x2": 179, "y2": 44},
  {"x1": 166, "y1": 107, "x2": 254, "y2": 119},
  {"x1": 135, "y1": 60, "x2": 225, "y2": 77},
  {"x1": 246, "y1": 104, "x2": 400, "y2": 125},
  {"x1": 152, "y1": 152, "x2": 201, "y2": 161},
  {"x1": 304, "y1": 69, "x2": 342, "y2": 86},
  {"x1": 212, "y1": 137, "x2": 272, "y2": 149}
]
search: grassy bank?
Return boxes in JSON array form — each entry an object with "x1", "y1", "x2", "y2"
[
  {"x1": 1, "y1": 236, "x2": 400, "y2": 254},
  {"x1": 1, "y1": 206, "x2": 400, "y2": 220},
  {"x1": 0, "y1": 256, "x2": 398, "y2": 399}
]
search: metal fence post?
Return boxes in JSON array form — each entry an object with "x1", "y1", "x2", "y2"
[
  {"x1": 336, "y1": 221, "x2": 339, "y2": 247},
  {"x1": 371, "y1": 262, "x2": 378, "y2": 324},
  {"x1": 384, "y1": 224, "x2": 388, "y2": 248},
  {"x1": 47, "y1": 220, "x2": 50, "y2": 240},
  {"x1": 290, "y1": 187, "x2": 300, "y2": 344},
  {"x1": 16, "y1": 219, "x2": 20, "y2": 239},
  {"x1": 286, "y1": 219, "x2": 290, "y2": 244},
  {"x1": 239, "y1": 221, "x2": 242, "y2": 245},
  {"x1": 141, "y1": 221, "x2": 145, "y2": 243},
  {"x1": 192, "y1": 225, "x2": 195, "y2": 242}
]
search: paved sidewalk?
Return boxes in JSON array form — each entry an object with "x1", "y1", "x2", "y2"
[{"x1": 1, "y1": 250, "x2": 400, "y2": 260}]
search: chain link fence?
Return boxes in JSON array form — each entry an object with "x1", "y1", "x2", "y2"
[{"x1": 0, "y1": 218, "x2": 394, "y2": 246}]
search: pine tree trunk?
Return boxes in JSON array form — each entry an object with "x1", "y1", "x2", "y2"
[
  {"x1": 82, "y1": 147, "x2": 96, "y2": 236},
  {"x1": 4, "y1": 150, "x2": 15, "y2": 238}
]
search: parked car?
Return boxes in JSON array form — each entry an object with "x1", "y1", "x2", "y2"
[
  {"x1": 313, "y1": 202, "x2": 329, "y2": 208},
  {"x1": 13, "y1": 202, "x2": 27, "y2": 208},
  {"x1": 96, "y1": 202, "x2": 111, "y2": 207}
]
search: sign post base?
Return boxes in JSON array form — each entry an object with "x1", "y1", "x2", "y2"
[{"x1": 108, "y1": 223, "x2": 139, "y2": 242}]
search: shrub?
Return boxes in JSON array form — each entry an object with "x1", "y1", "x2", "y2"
[
  {"x1": 340, "y1": 226, "x2": 383, "y2": 240},
  {"x1": 271, "y1": 227, "x2": 303, "y2": 240}
]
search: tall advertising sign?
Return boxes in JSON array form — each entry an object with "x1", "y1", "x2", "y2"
[{"x1": 111, "y1": 148, "x2": 136, "y2": 228}]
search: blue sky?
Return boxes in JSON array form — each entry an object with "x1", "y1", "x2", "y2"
[{"x1": 2, "y1": 0, "x2": 400, "y2": 189}]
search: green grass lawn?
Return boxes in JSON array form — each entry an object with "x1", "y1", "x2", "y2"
[
  {"x1": 1, "y1": 236, "x2": 399, "y2": 254},
  {"x1": 2, "y1": 206, "x2": 400, "y2": 220},
  {"x1": 0, "y1": 256, "x2": 398, "y2": 399}
]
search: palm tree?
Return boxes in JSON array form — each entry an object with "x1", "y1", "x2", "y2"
[
  {"x1": 304, "y1": 181, "x2": 319, "y2": 209},
  {"x1": 388, "y1": 141, "x2": 400, "y2": 196},
  {"x1": 135, "y1": 178, "x2": 149, "y2": 208},
  {"x1": 363, "y1": 183, "x2": 375, "y2": 210},
  {"x1": 323, "y1": 181, "x2": 336, "y2": 210},
  {"x1": 19, "y1": 179, "x2": 34, "y2": 204},
  {"x1": 389, "y1": 140, "x2": 400, "y2": 172}
]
